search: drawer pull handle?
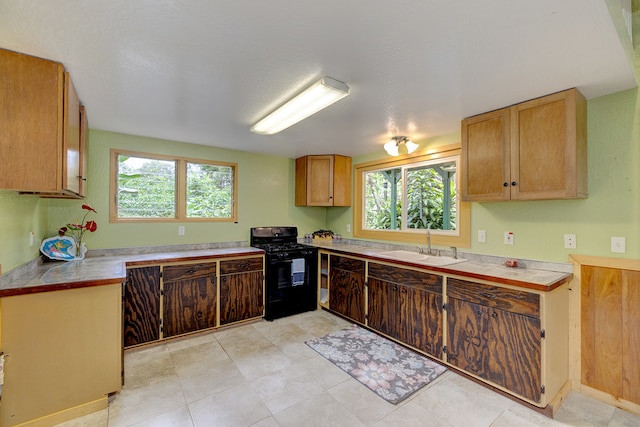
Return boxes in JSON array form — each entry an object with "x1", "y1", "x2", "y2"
[
  {"x1": 478, "y1": 291, "x2": 497, "y2": 299},
  {"x1": 491, "y1": 312, "x2": 498, "y2": 318}
]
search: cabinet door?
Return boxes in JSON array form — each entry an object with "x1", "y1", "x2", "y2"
[
  {"x1": 446, "y1": 297, "x2": 490, "y2": 377},
  {"x1": 461, "y1": 108, "x2": 511, "y2": 201},
  {"x1": 403, "y1": 285, "x2": 443, "y2": 358},
  {"x1": 307, "y1": 155, "x2": 334, "y2": 206},
  {"x1": 487, "y1": 307, "x2": 542, "y2": 402},
  {"x1": 512, "y1": 88, "x2": 586, "y2": 200},
  {"x1": 367, "y1": 277, "x2": 399, "y2": 338},
  {"x1": 63, "y1": 72, "x2": 81, "y2": 195},
  {"x1": 163, "y1": 276, "x2": 216, "y2": 338},
  {"x1": 0, "y1": 48, "x2": 63, "y2": 192},
  {"x1": 220, "y1": 271, "x2": 264, "y2": 325},
  {"x1": 78, "y1": 105, "x2": 89, "y2": 196},
  {"x1": 124, "y1": 266, "x2": 161, "y2": 347},
  {"x1": 329, "y1": 268, "x2": 366, "y2": 323}
]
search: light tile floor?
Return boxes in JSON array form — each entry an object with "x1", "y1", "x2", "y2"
[{"x1": 58, "y1": 310, "x2": 640, "y2": 427}]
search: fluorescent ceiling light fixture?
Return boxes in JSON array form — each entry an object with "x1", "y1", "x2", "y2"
[
  {"x1": 384, "y1": 136, "x2": 419, "y2": 156},
  {"x1": 251, "y1": 76, "x2": 350, "y2": 135}
]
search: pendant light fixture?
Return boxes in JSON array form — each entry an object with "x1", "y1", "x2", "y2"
[
  {"x1": 251, "y1": 76, "x2": 350, "y2": 135},
  {"x1": 384, "y1": 136, "x2": 419, "y2": 156}
]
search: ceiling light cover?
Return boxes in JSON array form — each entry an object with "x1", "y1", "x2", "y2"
[
  {"x1": 251, "y1": 76, "x2": 350, "y2": 135},
  {"x1": 384, "y1": 136, "x2": 418, "y2": 156}
]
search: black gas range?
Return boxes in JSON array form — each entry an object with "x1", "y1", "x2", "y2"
[{"x1": 250, "y1": 227, "x2": 318, "y2": 320}]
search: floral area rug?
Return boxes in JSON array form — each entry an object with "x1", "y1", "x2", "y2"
[{"x1": 305, "y1": 325, "x2": 447, "y2": 404}]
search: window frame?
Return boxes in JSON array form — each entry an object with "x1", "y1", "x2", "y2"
[
  {"x1": 354, "y1": 144, "x2": 470, "y2": 248},
  {"x1": 110, "y1": 149, "x2": 238, "y2": 223}
]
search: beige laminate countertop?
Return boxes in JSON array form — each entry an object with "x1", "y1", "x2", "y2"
[
  {"x1": 310, "y1": 242, "x2": 572, "y2": 292},
  {"x1": 0, "y1": 247, "x2": 264, "y2": 298}
]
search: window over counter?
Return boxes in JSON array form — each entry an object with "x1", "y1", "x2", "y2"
[
  {"x1": 110, "y1": 149, "x2": 237, "y2": 222},
  {"x1": 354, "y1": 145, "x2": 470, "y2": 248}
]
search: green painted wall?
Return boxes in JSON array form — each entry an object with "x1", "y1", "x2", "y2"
[
  {"x1": 45, "y1": 130, "x2": 327, "y2": 252},
  {"x1": 329, "y1": 88, "x2": 640, "y2": 262},
  {"x1": 1, "y1": 88, "x2": 638, "y2": 272},
  {"x1": 0, "y1": 191, "x2": 48, "y2": 272}
]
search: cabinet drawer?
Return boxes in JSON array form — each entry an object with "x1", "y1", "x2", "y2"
[
  {"x1": 447, "y1": 278, "x2": 539, "y2": 317},
  {"x1": 368, "y1": 262, "x2": 442, "y2": 294},
  {"x1": 163, "y1": 262, "x2": 217, "y2": 282},
  {"x1": 220, "y1": 257, "x2": 264, "y2": 274},
  {"x1": 330, "y1": 255, "x2": 365, "y2": 274}
]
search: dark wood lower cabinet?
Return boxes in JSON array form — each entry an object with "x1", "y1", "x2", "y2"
[
  {"x1": 124, "y1": 266, "x2": 161, "y2": 347},
  {"x1": 124, "y1": 256, "x2": 264, "y2": 348},
  {"x1": 367, "y1": 263, "x2": 443, "y2": 358},
  {"x1": 163, "y1": 274, "x2": 217, "y2": 338},
  {"x1": 219, "y1": 257, "x2": 264, "y2": 325},
  {"x1": 220, "y1": 271, "x2": 264, "y2": 324},
  {"x1": 446, "y1": 278, "x2": 542, "y2": 403},
  {"x1": 329, "y1": 255, "x2": 366, "y2": 323}
]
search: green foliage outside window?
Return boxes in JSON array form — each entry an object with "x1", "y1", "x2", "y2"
[
  {"x1": 113, "y1": 151, "x2": 236, "y2": 221},
  {"x1": 364, "y1": 159, "x2": 457, "y2": 231}
]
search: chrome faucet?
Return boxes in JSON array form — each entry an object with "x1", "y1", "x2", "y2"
[
  {"x1": 450, "y1": 246, "x2": 458, "y2": 259},
  {"x1": 416, "y1": 245, "x2": 424, "y2": 254}
]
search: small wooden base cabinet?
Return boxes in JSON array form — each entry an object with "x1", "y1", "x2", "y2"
[
  {"x1": 320, "y1": 250, "x2": 570, "y2": 412},
  {"x1": 124, "y1": 255, "x2": 264, "y2": 348},
  {"x1": 0, "y1": 284, "x2": 122, "y2": 426}
]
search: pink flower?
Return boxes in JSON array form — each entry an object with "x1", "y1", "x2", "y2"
[{"x1": 351, "y1": 361, "x2": 395, "y2": 391}]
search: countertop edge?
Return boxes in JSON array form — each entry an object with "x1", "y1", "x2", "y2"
[
  {"x1": 0, "y1": 247, "x2": 264, "y2": 298},
  {"x1": 318, "y1": 245, "x2": 572, "y2": 292}
]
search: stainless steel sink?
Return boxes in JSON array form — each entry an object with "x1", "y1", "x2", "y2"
[{"x1": 378, "y1": 250, "x2": 467, "y2": 266}]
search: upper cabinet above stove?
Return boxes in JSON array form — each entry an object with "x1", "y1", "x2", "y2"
[
  {"x1": 460, "y1": 88, "x2": 587, "y2": 202},
  {"x1": 0, "y1": 48, "x2": 88, "y2": 198},
  {"x1": 295, "y1": 155, "x2": 352, "y2": 207}
]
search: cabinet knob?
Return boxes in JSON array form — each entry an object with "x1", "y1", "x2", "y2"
[
  {"x1": 503, "y1": 182, "x2": 509, "y2": 187},
  {"x1": 491, "y1": 312, "x2": 497, "y2": 318},
  {"x1": 511, "y1": 181, "x2": 517, "y2": 186}
]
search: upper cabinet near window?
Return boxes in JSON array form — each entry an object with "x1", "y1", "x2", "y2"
[
  {"x1": 461, "y1": 88, "x2": 587, "y2": 202},
  {"x1": 295, "y1": 155, "x2": 352, "y2": 206},
  {"x1": 0, "y1": 48, "x2": 88, "y2": 197}
]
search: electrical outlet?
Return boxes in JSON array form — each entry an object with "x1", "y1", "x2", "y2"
[
  {"x1": 478, "y1": 230, "x2": 486, "y2": 243},
  {"x1": 178, "y1": 226, "x2": 185, "y2": 236},
  {"x1": 611, "y1": 236, "x2": 626, "y2": 253},
  {"x1": 346, "y1": 224, "x2": 351, "y2": 233},
  {"x1": 29, "y1": 231, "x2": 35, "y2": 246},
  {"x1": 564, "y1": 234, "x2": 576, "y2": 249},
  {"x1": 504, "y1": 231, "x2": 514, "y2": 245}
]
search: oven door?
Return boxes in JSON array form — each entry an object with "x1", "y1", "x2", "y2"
[{"x1": 265, "y1": 252, "x2": 317, "y2": 320}]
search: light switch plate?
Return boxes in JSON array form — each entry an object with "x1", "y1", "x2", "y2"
[
  {"x1": 478, "y1": 230, "x2": 486, "y2": 243},
  {"x1": 611, "y1": 236, "x2": 626, "y2": 253}
]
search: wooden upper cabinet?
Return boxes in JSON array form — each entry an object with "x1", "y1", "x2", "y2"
[
  {"x1": 0, "y1": 48, "x2": 87, "y2": 197},
  {"x1": 295, "y1": 155, "x2": 352, "y2": 206},
  {"x1": 461, "y1": 88, "x2": 587, "y2": 202}
]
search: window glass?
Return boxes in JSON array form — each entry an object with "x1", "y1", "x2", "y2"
[
  {"x1": 363, "y1": 158, "x2": 457, "y2": 232},
  {"x1": 117, "y1": 155, "x2": 176, "y2": 218},
  {"x1": 111, "y1": 150, "x2": 237, "y2": 222},
  {"x1": 186, "y1": 162, "x2": 234, "y2": 218}
]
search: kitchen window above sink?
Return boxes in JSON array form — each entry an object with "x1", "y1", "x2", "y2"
[{"x1": 353, "y1": 145, "x2": 471, "y2": 249}]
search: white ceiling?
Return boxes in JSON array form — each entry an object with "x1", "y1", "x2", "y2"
[{"x1": 0, "y1": 0, "x2": 636, "y2": 158}]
